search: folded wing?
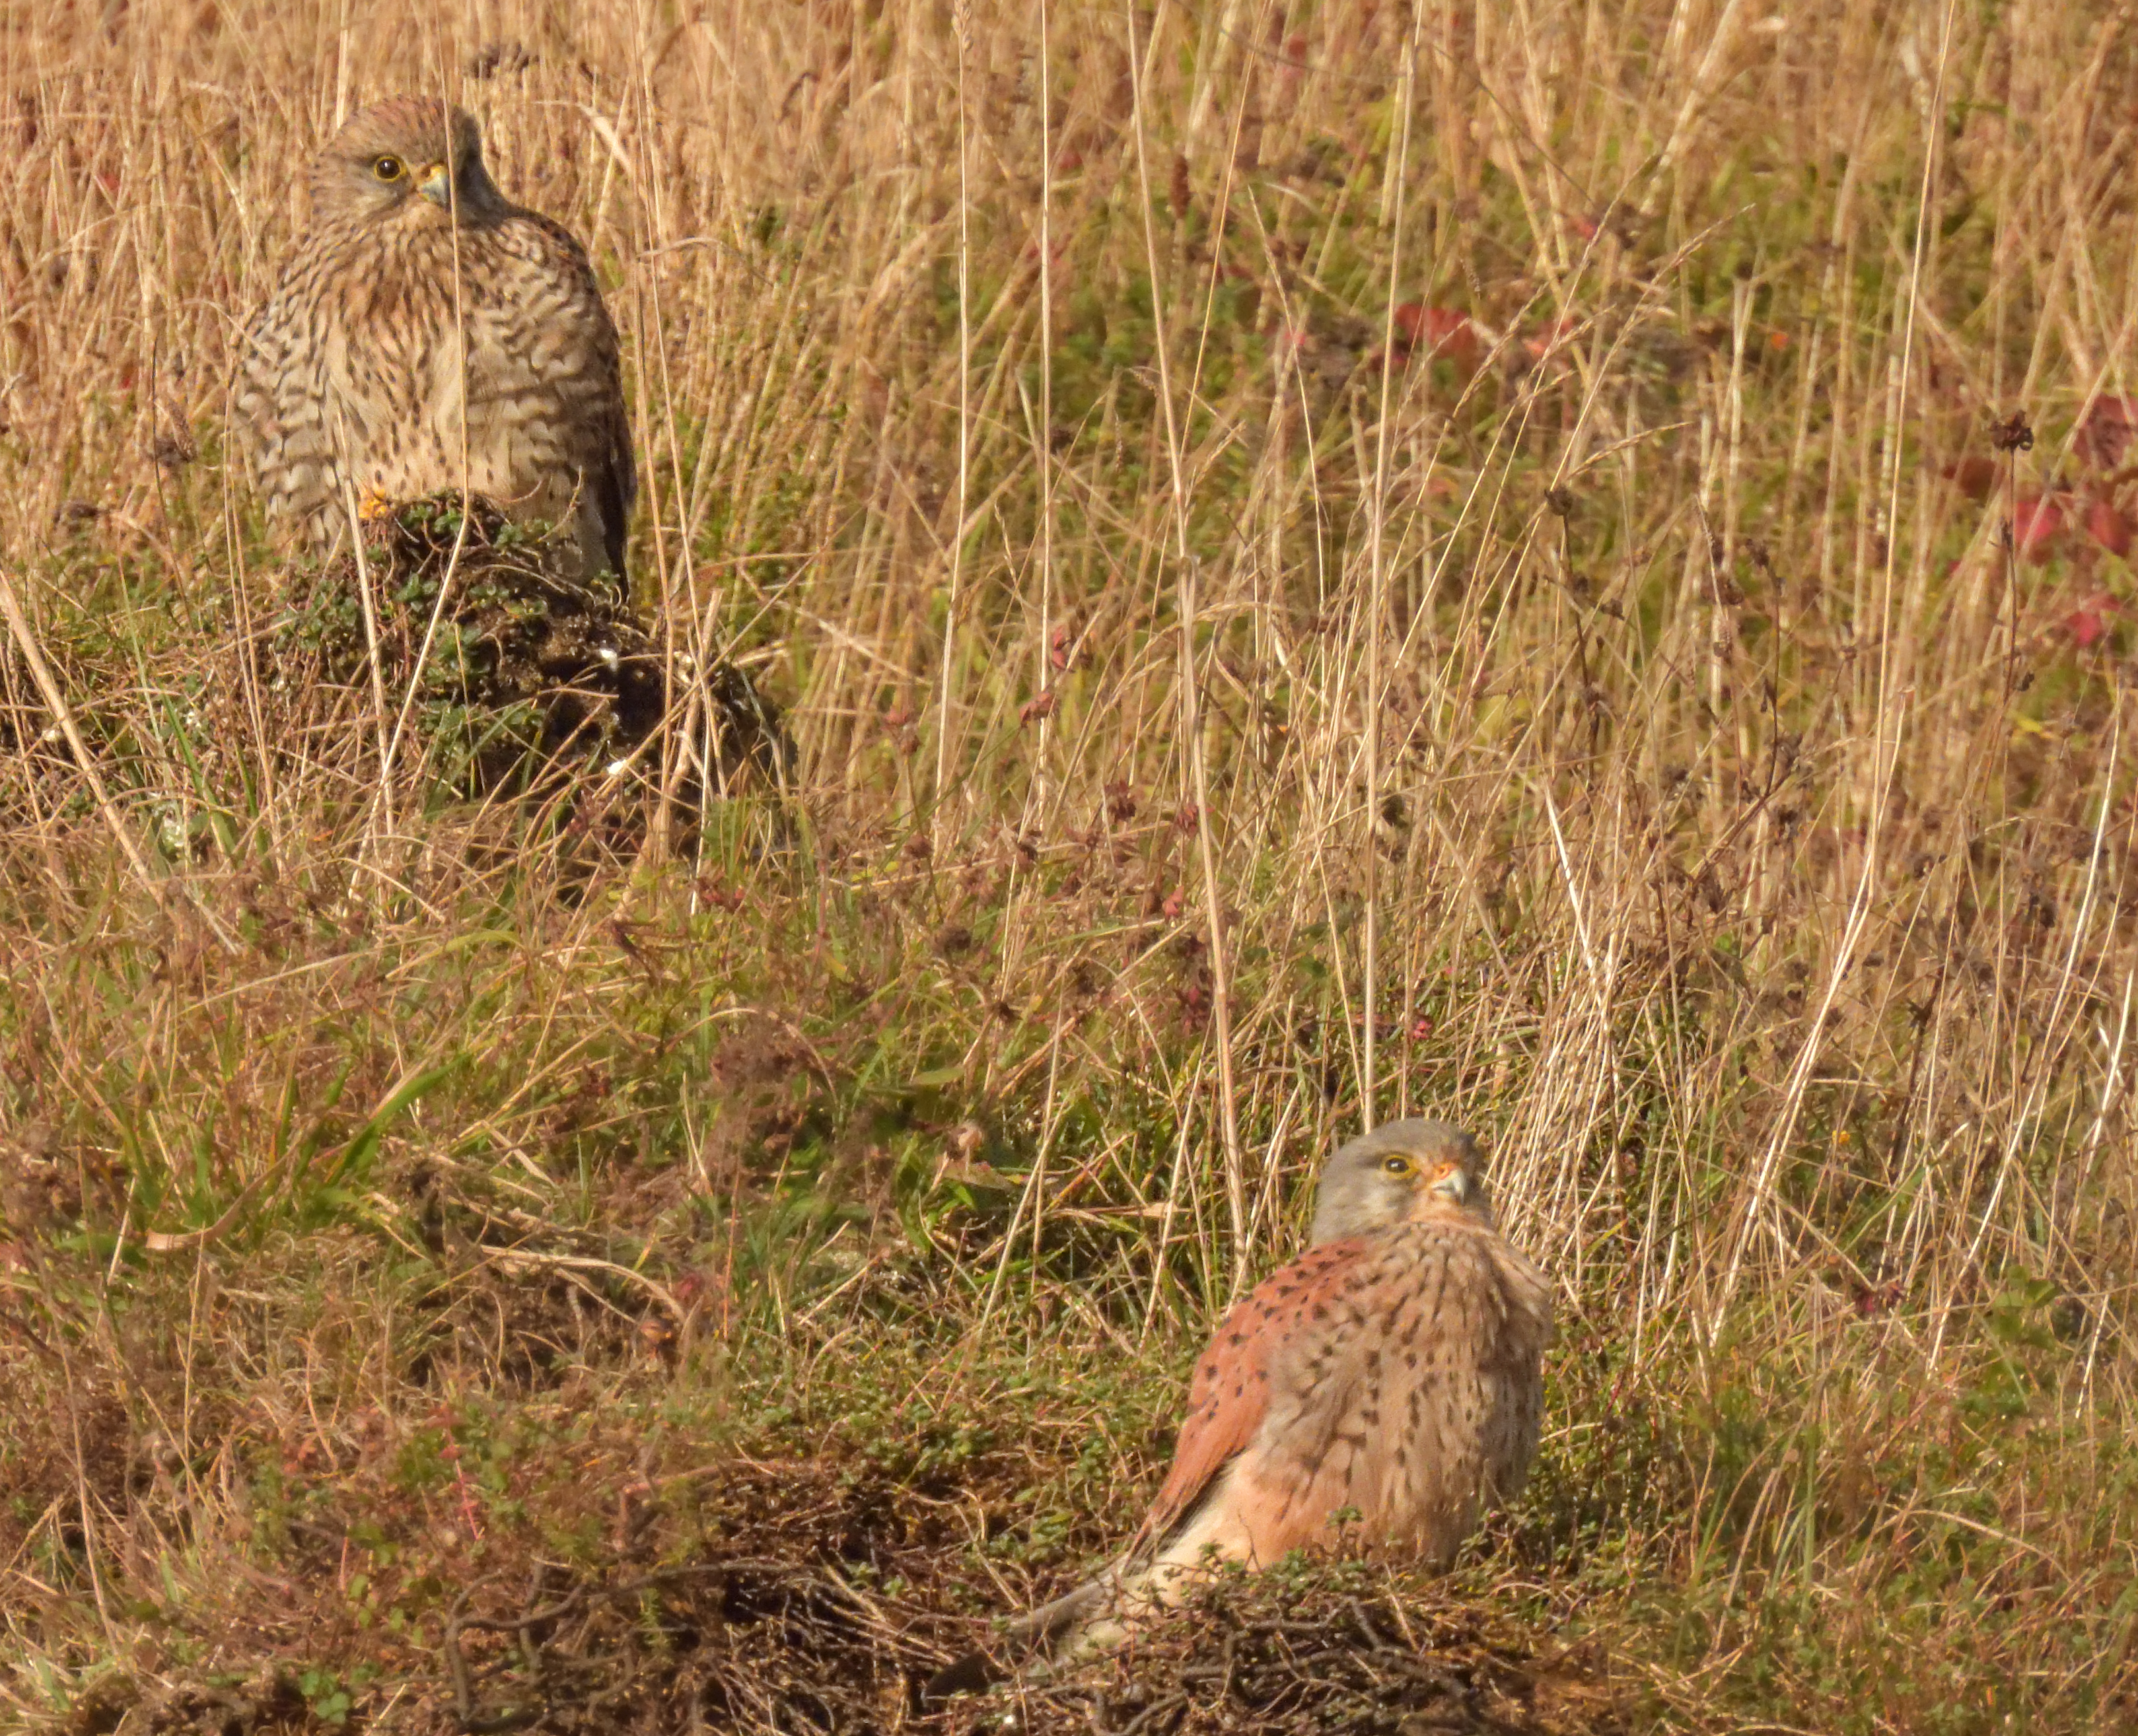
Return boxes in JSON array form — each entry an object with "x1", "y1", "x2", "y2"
[{"x1": 1136, "y1": 1237, "x2": 1378, "y2": 1549}]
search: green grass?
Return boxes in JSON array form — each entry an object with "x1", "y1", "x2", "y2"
[{"x1": 2, "y1": 0, "x2": 2137, "y2": 1729}]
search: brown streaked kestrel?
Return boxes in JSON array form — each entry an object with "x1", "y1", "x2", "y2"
[
  {"x1": 930, "y1": 1119, "x2": 1554, "y2": 1693},
  {"x1": 234, "y1": 96, "x2": 635, "y2": 589}
]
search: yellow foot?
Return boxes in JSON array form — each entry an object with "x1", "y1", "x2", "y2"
[{"x1": 357, "y1": 487, "x2": 394, "y2": 522}]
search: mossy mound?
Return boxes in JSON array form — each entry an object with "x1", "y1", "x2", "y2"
[
  {"x1": 939, "y1": 1559, "x2": 1627, "y2": 1736},
  {"x1": 271, "y1": 495, "x2": 791, "y2": 808}
]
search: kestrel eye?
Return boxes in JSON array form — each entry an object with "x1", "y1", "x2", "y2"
[
  {"x1": 1382, "y1": 1156, "x2": 1412, "y2": 1175},
  {"x1": 373, "y1": 156, "x2": 405, "y2": 181}
]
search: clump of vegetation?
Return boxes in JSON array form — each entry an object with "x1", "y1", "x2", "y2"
[
  {"x1": 271, "y1": 493, "x2": 791, "y2": 810},
  {"x1": 0, "y1": 1, "x2": 2133, "y2": 1731},
  {"x1": 1000, "y1": 1557, "x2": 1625, "y2": 1735}
]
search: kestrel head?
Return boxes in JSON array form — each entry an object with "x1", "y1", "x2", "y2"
[
  {"x1": 306, "y1": 96, "x2": 510, "y2": 230},
  {"x1": 1307, "y1": 1119, "x2": 1491, "y2": 1244}
]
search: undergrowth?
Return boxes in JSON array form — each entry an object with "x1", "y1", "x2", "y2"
[{"x1": 2, "y1": 0, "x2": 2135, "y2": 1730}]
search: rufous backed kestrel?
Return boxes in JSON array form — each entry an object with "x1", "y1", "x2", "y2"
[{"x1": 932, "y1": 1119, "x2": 1554, "y2": 1690}]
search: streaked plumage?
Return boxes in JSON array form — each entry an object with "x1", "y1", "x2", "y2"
[
  {"x1": 931, "y1": 1119, "x2": 1553, "y2": 1691},
  {"x1": 234, "y1": 96, "x2": 633, "y2": 588}
]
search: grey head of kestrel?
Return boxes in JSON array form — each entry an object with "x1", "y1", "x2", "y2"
[{"x1": 1305, "y1": 1117, "x2": 1494, "y2": 1243}]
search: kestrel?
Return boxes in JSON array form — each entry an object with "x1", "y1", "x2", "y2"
[
  {"x1": 932, "y1": 1119, "x2": 1554, "y2": 1691},
  {"x1": 234, "y1": 96, "x2": 635, "y2": 589}
]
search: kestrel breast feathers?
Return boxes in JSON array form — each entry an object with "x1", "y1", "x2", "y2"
[
  {"x1": 933, "y1": 1119, "x2": 1554, "y2": 1692},
  {"x1": 234, "y1": 96, "x2": 635, "y2": 590}
]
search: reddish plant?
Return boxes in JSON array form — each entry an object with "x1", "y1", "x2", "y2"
[
  {"x1": 1524, "y1": 315, "x2": 1581, "y2": 358},
  {"x1": 2065, "y1": 592, "x2": 2118, "y2": 650},
  {"x1": 2085, "y1": 496, "x2": 2132, "y2": 558},
  {"x1": 2075, "y1": 394, "x2": 2138, "y2": 469},
  {"x1": 1392, "y1": 303, "x2": 1478, "y2": 374},
  {"x1": 2013, "y1": 495, "x2": 2065, "y2": 565},
  {"x1": 1946, "y1": 456, "x2": 1996, "y2": 502}
]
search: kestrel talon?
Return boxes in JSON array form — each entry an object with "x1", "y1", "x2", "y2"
[{"x1": 234, "y1": 96, "x2": 635, "y2": 590}]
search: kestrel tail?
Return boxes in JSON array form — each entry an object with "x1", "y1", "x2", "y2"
[
  {"x1": 234, "y1": 96, "x2": 635, "y2": 590},
  {"x1": 929, "y1": 1119, "x2": 1555, "y2": 1694}
]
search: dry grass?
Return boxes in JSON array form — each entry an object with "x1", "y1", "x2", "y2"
[{"x1": 1, "y1": 0, "x2": 2135, "y2": 1729}]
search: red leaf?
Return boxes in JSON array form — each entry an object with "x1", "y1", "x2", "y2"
[
  {"x1": 1525, "y1": 315, "x2": 1581, "y2": 357},
  {"x1": 1275, "y1": 34, "x2": 1308, "y2": 107},
  {"x1": 2014, "y1": 495, "x2": 2065, "y2": 565},
  {"x1": 1019, "y1": 689, "x2": 1056, "y2": 724},
  {"x1": 2076, "y1": 394, "x2": 2138, "y2": 469},
  {"x1": 2066, "y1": 593, "x2": 2117, "y2": 649},
  {"x1": 1393, "y1": 304, "x2": 1478, "y2": 372},
  {"x1": 2085, "y1": 496, "x2": 2133, "y2": 557},
  {"x1": 1853, "y1": 1280, "x2": 1902, "y2": 1319},
  {"x1": 1946, "y1": 455, "x2": 1997, "y2": 501}
]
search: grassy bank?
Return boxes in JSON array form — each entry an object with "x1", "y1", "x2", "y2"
[{"x1": 0, "y1": 0, "x2": 2133, "y2": 1728}]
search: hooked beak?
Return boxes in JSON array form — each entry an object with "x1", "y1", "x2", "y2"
[
  {"x1": 417, "y1": 160, "x2": 452, "y2": 209},
  {"x1": 1430, "y1": 1167, "x2": 1471, "y2": 1206}
]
